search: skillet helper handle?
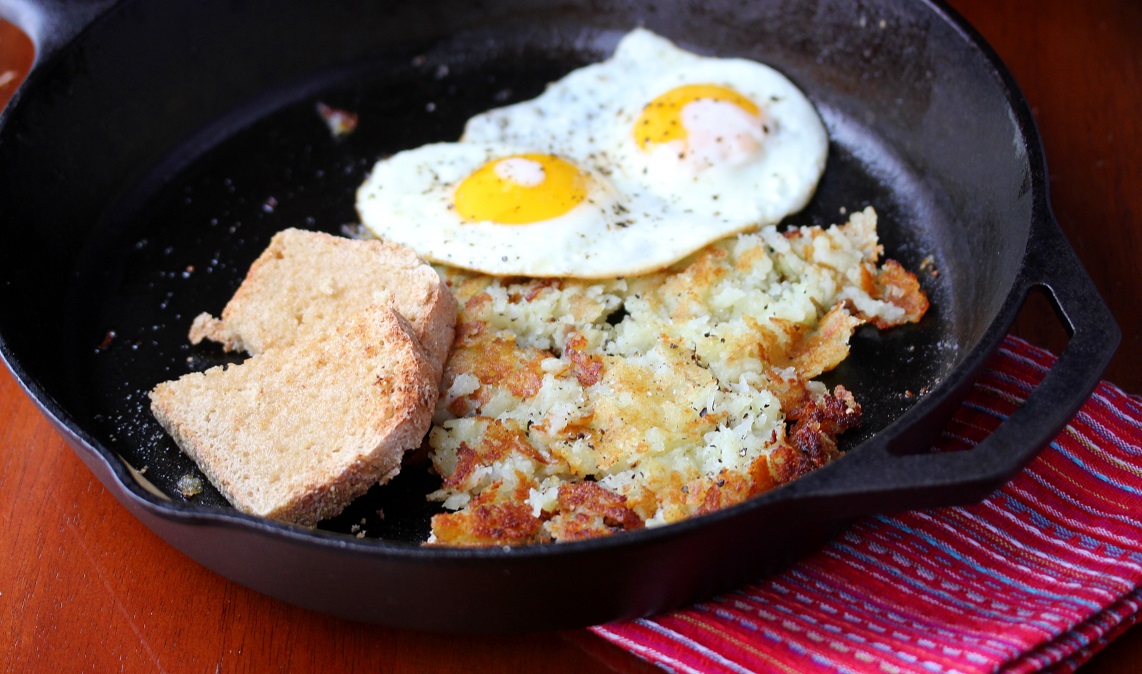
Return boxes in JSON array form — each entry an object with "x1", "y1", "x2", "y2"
[
  {"x1": 0, "y1": 0, "x2": 117, "y2": 67},
  {"x1": 798, "y1": 212, "x2": 1120, "y2": 516}
]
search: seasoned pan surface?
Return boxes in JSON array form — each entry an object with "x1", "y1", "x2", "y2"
[
  {"x1": 0, "y1": 0, "x2": 1117, "y2": 630},
  {"x1": 74, "y1": 44, "x2": 948, "y2": 539}
]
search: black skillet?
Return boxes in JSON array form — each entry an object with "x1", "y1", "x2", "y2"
[{"x1": 0, "y1": 0, "x2": 1119, "y2": 632}]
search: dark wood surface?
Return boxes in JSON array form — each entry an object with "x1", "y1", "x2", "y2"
[{"x1": 2, "y1": 0, "x2": 1139, "y2": 671}]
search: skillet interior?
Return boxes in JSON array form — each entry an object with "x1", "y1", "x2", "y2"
[
  {"x1": 0, "y1": 0, "x2": 1041, "y2": 626},
  {"x1": 62, "y1": 32, "x2": 964, "y2": 538}
]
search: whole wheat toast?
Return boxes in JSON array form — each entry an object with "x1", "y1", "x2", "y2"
[
  {"x1": 151, "y1": 305, "x2": 437, "y2": 526},
  {"x1": 189, "y1": 228, "x2": 456, "y2": 378}
]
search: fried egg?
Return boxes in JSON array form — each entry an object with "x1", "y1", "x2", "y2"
[{"x1": 356, "y1": 28, "x2": 828, "y2": 278}]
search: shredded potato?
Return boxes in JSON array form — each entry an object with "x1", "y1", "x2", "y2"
[{"x1": 427, "y1": 207, "x2": 927, "y2": 545}]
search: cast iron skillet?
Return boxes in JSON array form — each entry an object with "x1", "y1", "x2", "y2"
[{"x1": 0, "y1": 0, "x2": 1119, "y2": 632}]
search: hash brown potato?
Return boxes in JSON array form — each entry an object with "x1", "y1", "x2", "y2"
[{"x1": 427, "y1": 206, "x2": 927, "y2": 545}]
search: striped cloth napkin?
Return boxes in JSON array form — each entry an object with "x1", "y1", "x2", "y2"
[{"x1": 591, "y1": 336, "x2": 1142, "y2": 673}]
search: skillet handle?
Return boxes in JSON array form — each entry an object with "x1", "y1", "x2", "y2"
[
  {"x1": 0, "y1": 0, "x2": 117, "y2": 67},
  {"x1": 794, "y1": 212, "x2": 1120, "y2": 517}
]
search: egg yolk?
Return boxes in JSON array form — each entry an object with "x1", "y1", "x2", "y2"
[
  {"x1": 453, "y1": 154, "x2": 588, "y2": 225},
  {"x1": 634, "y1": 84, "x2": 761, "y2": 150}
]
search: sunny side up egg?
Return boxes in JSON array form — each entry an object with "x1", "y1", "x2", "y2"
[{"x1": 356, "y1": 28, "x2": 828, "y2": 278}]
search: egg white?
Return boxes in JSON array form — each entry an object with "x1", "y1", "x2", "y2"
[
  {"x1": 357, "y1": 142, "x2": 777, "y2": 278},
  {"x1": 357, "y1": 28, "x2": 829, "y2": 279},
  {"x1": 463, "y1": 28, "x2": 828, "y2": 226}
]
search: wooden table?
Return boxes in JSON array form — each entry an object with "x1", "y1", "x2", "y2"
[{"x1": 2, "y1": 0, "x2": 1139, "y2": 671}]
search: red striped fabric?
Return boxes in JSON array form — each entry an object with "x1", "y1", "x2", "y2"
[{"x1": 592, "y1": 336, "x2": 1142, "y2": 673}]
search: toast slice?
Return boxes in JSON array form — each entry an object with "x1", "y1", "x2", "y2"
[
  {"x1": 189, "y1": 228, "x2": 456, "y2": 378},
  {"x1": 151, "y1": 305, "x2": 437, "y2": 526}
]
